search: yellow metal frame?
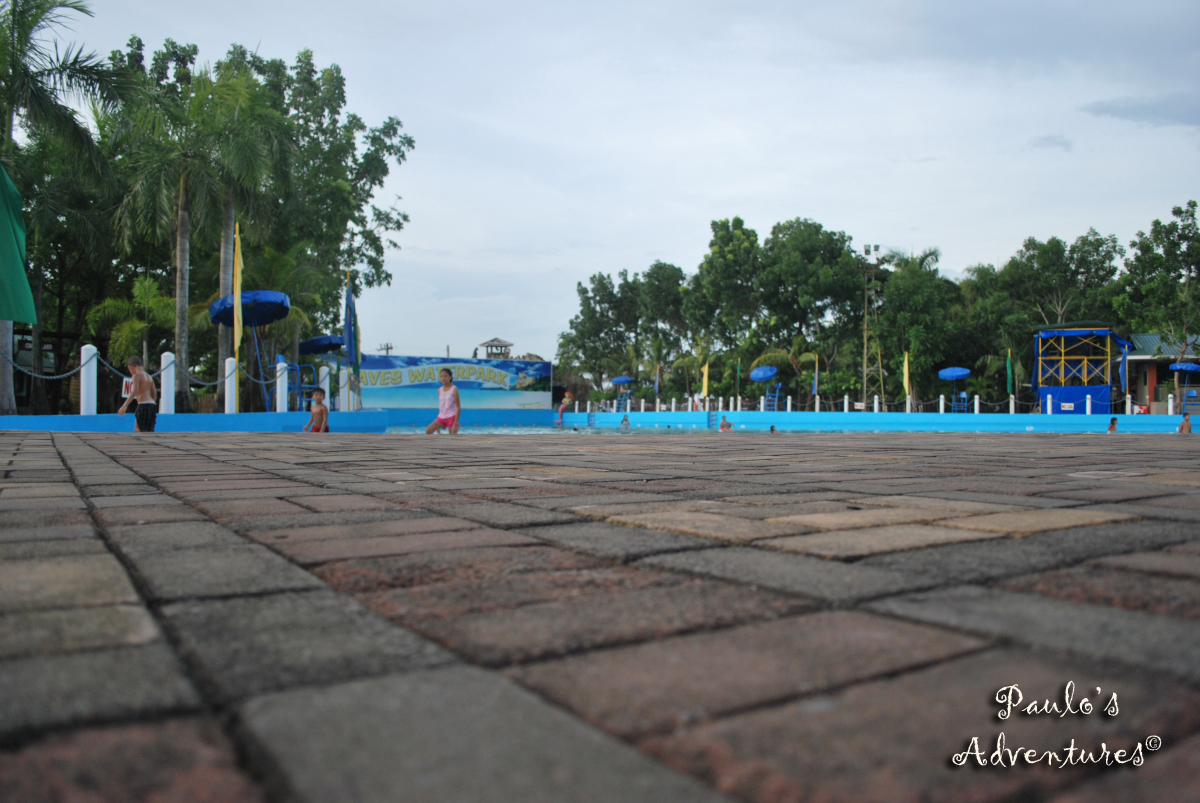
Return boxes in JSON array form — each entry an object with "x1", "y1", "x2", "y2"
[{"x1": 1037, "y1": 331, "x2": 1113, "y2": 387}]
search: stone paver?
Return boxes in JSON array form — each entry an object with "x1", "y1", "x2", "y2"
[
  {"x1": 2, "y1": 429, "x2": 1197, "y2": 801},
  {"x1": 508, "y1": 611, "x2": 987, "y2": 736},
  {"x1": 238, "y1": 666, "x2": 727, "y2": 803},
  {"x1": 0, "y1": 718, "x2": 265, "y2": 802}
]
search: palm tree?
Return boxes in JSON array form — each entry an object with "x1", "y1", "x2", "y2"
[
  {"x1": 0, "y1": 0, "x2": 127, "y2": 414},
  {"x1": 116, "y1": 68, "x2": 281, "y2": 412},
  {"x1": 86, "y1": 275, "x2": 174, "y2": 364},
  {"x1": 672, "y1": 337, "x2": 710, "y2": 400},
  {"x1": 752, "y1": 335, "x2": 819, "y2": 407},
  {"x1": 641, "y1": 336, "x2": 671, "y2": 400}
]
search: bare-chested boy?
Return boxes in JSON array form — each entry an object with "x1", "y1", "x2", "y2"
[
  {"x1": 303, "y1": 388, "x2": 330, "y2": 432},
  {"x1": 117, "y1": 356, "x2": 157, "y2": 432}
]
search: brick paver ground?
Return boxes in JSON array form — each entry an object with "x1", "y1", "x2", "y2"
[{"x1": 2, "y1": 429, "x2": 1199, "y2": 801}]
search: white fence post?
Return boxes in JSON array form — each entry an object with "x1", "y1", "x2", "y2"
[
  {"x1": 735, "y1": 397, "x2": 740, "y2": 412},
  {"x1": 226, "y1": 358, "x2": 240, "y2": 414},
  {"x1": 1168, "y1": 394, "x2": 1175, "y2": 416},
  {"x1": 1086, "y1": 394, "x2": 1092, "y2": 415},
  {"x1": 276, "y1": 362, "x2": 289, "y2": 412},
  {"x1": 815, "y1": 394, "x2": 821, "y2": 412},
  {"x1": 905, "y1": 395, "x2": 911, "y2": 414},
  {"x1": 574, "y1": 401, "x2": 579, "y2": 413},
  {"x1": 79, "y1": 344, "x2": 97, "y2": 415},
  {"x1": 873, "y1": 395, "x2": 880, "y2": 413},
  {"x1": 843, "y1": 394, "x2": 849, "y2": 413},
  {"x1": 974, "y1": 395, "x2": 980, "y2": 414},
  {"x1": 760, "y1": 396, "x2": 765, "y2": 411},
  {"x1": 672, "y1": 398, "x2": 677, "y2": 412},
  {"x1": 640, "y1": 398, "x2": 645, "y2": 413},
  {"x1": 1047, "y1": 394, "x2": 1053, "y2": 415},
  {"x1": 787, "y1": 396, "x2": 792, "y2": 412},
  {"x1": 159, "y1": 352, "x2": 175, "y2": 415},
  {"x1": 939, "y1": 394, "x2": 945, "y2": 414},
  {"x1": 339, "y1": 368, "x2": 349, "y2": 412},
  {"x1": 1126, "y1": 394, "x2": 1131, "y2": 415},
  {"x1": 1009, "y1": 394, "x2": 1015, "y2": 414}
]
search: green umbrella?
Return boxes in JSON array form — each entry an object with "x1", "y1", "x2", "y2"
[{"x1": 0, "y1": 166, "x2": 34, "y2": 323}]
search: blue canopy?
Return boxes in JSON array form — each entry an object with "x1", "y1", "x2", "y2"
[
  {"x1": 1169, "y1": 363, "x2": 1200, "y2": 373},
  {"x1": 299, "y1": 335, "x2": 345, "y2": 355},
  {"x1": 938, "y1": 367, "x2": 971, "y2": 381},
  {"x1": 611, "y1": 375, "x2": 634, "y2": 385},
  {"x1": 1036, "y1": 329, "x2": 1134, "y2": 349},
  {"x1": 749, "y1": 365, "x2": 778, "y2": 382},
  {"x1": 209, "y1": 290, "x2": 290, "y2": 327}
]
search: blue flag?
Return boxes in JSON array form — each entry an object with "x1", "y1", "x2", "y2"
[
  {"x1": 1119, "y1": 345, "x2": 1128, "y2": 393},
  {"x1": 811, "y1": 361, "x2": 819, "y2": 396}
]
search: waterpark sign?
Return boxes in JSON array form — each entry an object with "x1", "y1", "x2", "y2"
[{"x1": 358, "y1": 355, "x2": 552, "y2": 410}]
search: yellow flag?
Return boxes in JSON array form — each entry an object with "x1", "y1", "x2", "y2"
[
  {"x1": 232, "y1": 223, "x2": 244, "y2": 357},
  {"x1": 701, "y1": 361, "x2": 709, "y2": 397},
  {"x1": 903, "y1": 351, "x2": 911, "y2": 398}
]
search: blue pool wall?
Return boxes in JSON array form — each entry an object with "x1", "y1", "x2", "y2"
[{"x1": 0, "y1": 408, "x2": 1183, "y2": 434}]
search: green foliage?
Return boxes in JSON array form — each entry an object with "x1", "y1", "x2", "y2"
[
  {"x1": 86, "y1": 276, "x2": 173, "y2": 363},
  {"x1": 558, "y1": 202, "x2": 1198, "y2": 407}
]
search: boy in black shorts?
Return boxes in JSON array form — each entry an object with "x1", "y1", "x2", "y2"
[{"x1": 117, "y1": 356, "x2": 158, "y2": 432}]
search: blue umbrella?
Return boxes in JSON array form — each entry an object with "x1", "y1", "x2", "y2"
[
  {"x1": 299, "y1": 335, "x2": 345, "y2": 355},
  {"x1": 1169, "y1": 363, "x2": 1200, "y2": 373},
  {"x1": 749, "y1": 365, "x2": 778, "y2": 382},
  {"x1": 938, "y1": 367, "x2": 970, "y2": 381},
  {"x1": 611, "y1": 375, "x2": 635, "y2": 385},
  {"x1": 209, "y1": 290, "x2": 291, "y2": 327}
]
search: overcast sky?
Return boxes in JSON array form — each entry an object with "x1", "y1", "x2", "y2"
[{"x1": 77, "y1": 1, "x2": 1199, "y2": 360}]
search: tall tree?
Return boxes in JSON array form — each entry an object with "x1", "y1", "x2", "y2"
[
  {"x1": 0, "y1": 0, "x2": 125, "y2": 414},
  {"x1": 684, "y1": 217, "x2": 761, "y2": 346}
]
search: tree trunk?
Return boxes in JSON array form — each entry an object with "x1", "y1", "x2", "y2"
[
  {"x1": 0, "y1": 320, "x2": 14, "y2": 415},
  {"x1": 30, "y1": 281, "x2": 49, "y2": 414},
  {"x1": 216, "y1": 190, "x2": 234, "y2": 410},
  {"x1": 175, "y1": 181, "x2": 192, "y2": 413}
]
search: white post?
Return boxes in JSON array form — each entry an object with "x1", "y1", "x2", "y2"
[
  {"x1": 736, "y1": 397, "x2": 741, "y2": 412},
  {"x1": 640, "y1": 398, "x2": 645, "y2": 413},
  {"x1": 760, "y1": 395, "x2": 765, "y2": 411},
  {"x1": 574, "y1": 401, "x2": 579, "y2": 413},
  {"x1": 843, "y1": 394, "x2": 849, "y2": 413},
  {"x1": 159, "y1": 352, "x2": 175, "y2": 415},
  {"x1": 873, "y1": 395, "x2": 880, "y2": 413},
  {"x1": 1126, "y1": 394, "x2": 1131, "y2": 415},
  {"x1": 672, "y1": 398, "x2": 677, "y2": 412},
  {"x1": 1086, "y1": 394, "x2": 1092, "y2": 415},
  {"x1": 318, "y1": 365, "x2": 330, "y2": 407},
  {"x1": 587, "y1": 400, "x2": 592, "y2": 413},
  {"x1": 718, "y1": 396, "x2": 723, "y2": 412},
  {"x1": 226, "y1": 358, "x2": 239, "y2": 414},
  {"x1": 939, "y1": 394, "x2": 945, "y2": 414},
  {"x1": 339, "y1": 368, "x2": 349, "y2": 412},
  {"x1": 905, "y1": 395, "x2": 911, "y2": 414},
  {"x1": 815, "y1": 394, "x2": 821, "y2": 413},
  {"x1": 276, "y1": 362, "x2": 288, "y2": 412},
  {"x1": 79, "y1": 344, "x2": 97, "y2": 415},
  {"x1": 786, "y1": 396, "x2": 792, "y2": 412},
  {"x1": 1168, "y1": 394, "x2": 1175, "y2": 416},
  {"x1": 1009, "y1": 394, "x2": 1015, "y2": 415},
  {"x1": 1047, "y1": 394, "x2": 1053, "y2": 415},
  {"x1": 974, "y1": 395, "x2": 980, "y2": 414}
]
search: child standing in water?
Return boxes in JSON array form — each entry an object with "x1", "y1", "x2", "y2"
[
  {"x1": 426, "y1": 368, "x2": 461, "y2": 434},
  {"x1": 303, "y1": 388, "x2": 330, "y2": 433}
]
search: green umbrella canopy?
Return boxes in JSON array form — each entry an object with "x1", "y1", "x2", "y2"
[{"x1": 0, "y1": 167, "x2": 34, "y2": 324}]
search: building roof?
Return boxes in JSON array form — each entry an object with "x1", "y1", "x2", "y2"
[
  {"x1": 1127, "y1": 333, "x2": 1200, "y2": 360},
  {"x1": 479, "y1": 338, "x2": 513, "y2": 348},
  {"x1": 1033, "y1": 320, "x2": 1116, "y2": 331}
]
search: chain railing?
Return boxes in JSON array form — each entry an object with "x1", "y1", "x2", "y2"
[{"x1": 0, "y1": 347, "x2": 95, "y2": 380}]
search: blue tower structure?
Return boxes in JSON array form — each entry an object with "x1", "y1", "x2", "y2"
[{"x1": 1034, "y1": 322, "x2": 1132, "y2": 415}]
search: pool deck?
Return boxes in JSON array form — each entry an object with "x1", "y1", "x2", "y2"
[{"x1": 1, "y1": 430, "x2": 1198, "y2": 801}]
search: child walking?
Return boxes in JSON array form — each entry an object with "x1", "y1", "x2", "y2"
[
  {"x1": 117, "y1": 356, "x2": 157, "y2": 432},
  {"x1": 303, "y1": 388, "x2": 330, "y2": 432},
  {"x1": 426, "y1": 368, "x2": 461, "y2": 434}
]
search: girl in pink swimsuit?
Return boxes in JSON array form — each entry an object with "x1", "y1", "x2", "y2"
[{"x1": 426, "y1": 368, "x2": 461, "y2": 434}]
